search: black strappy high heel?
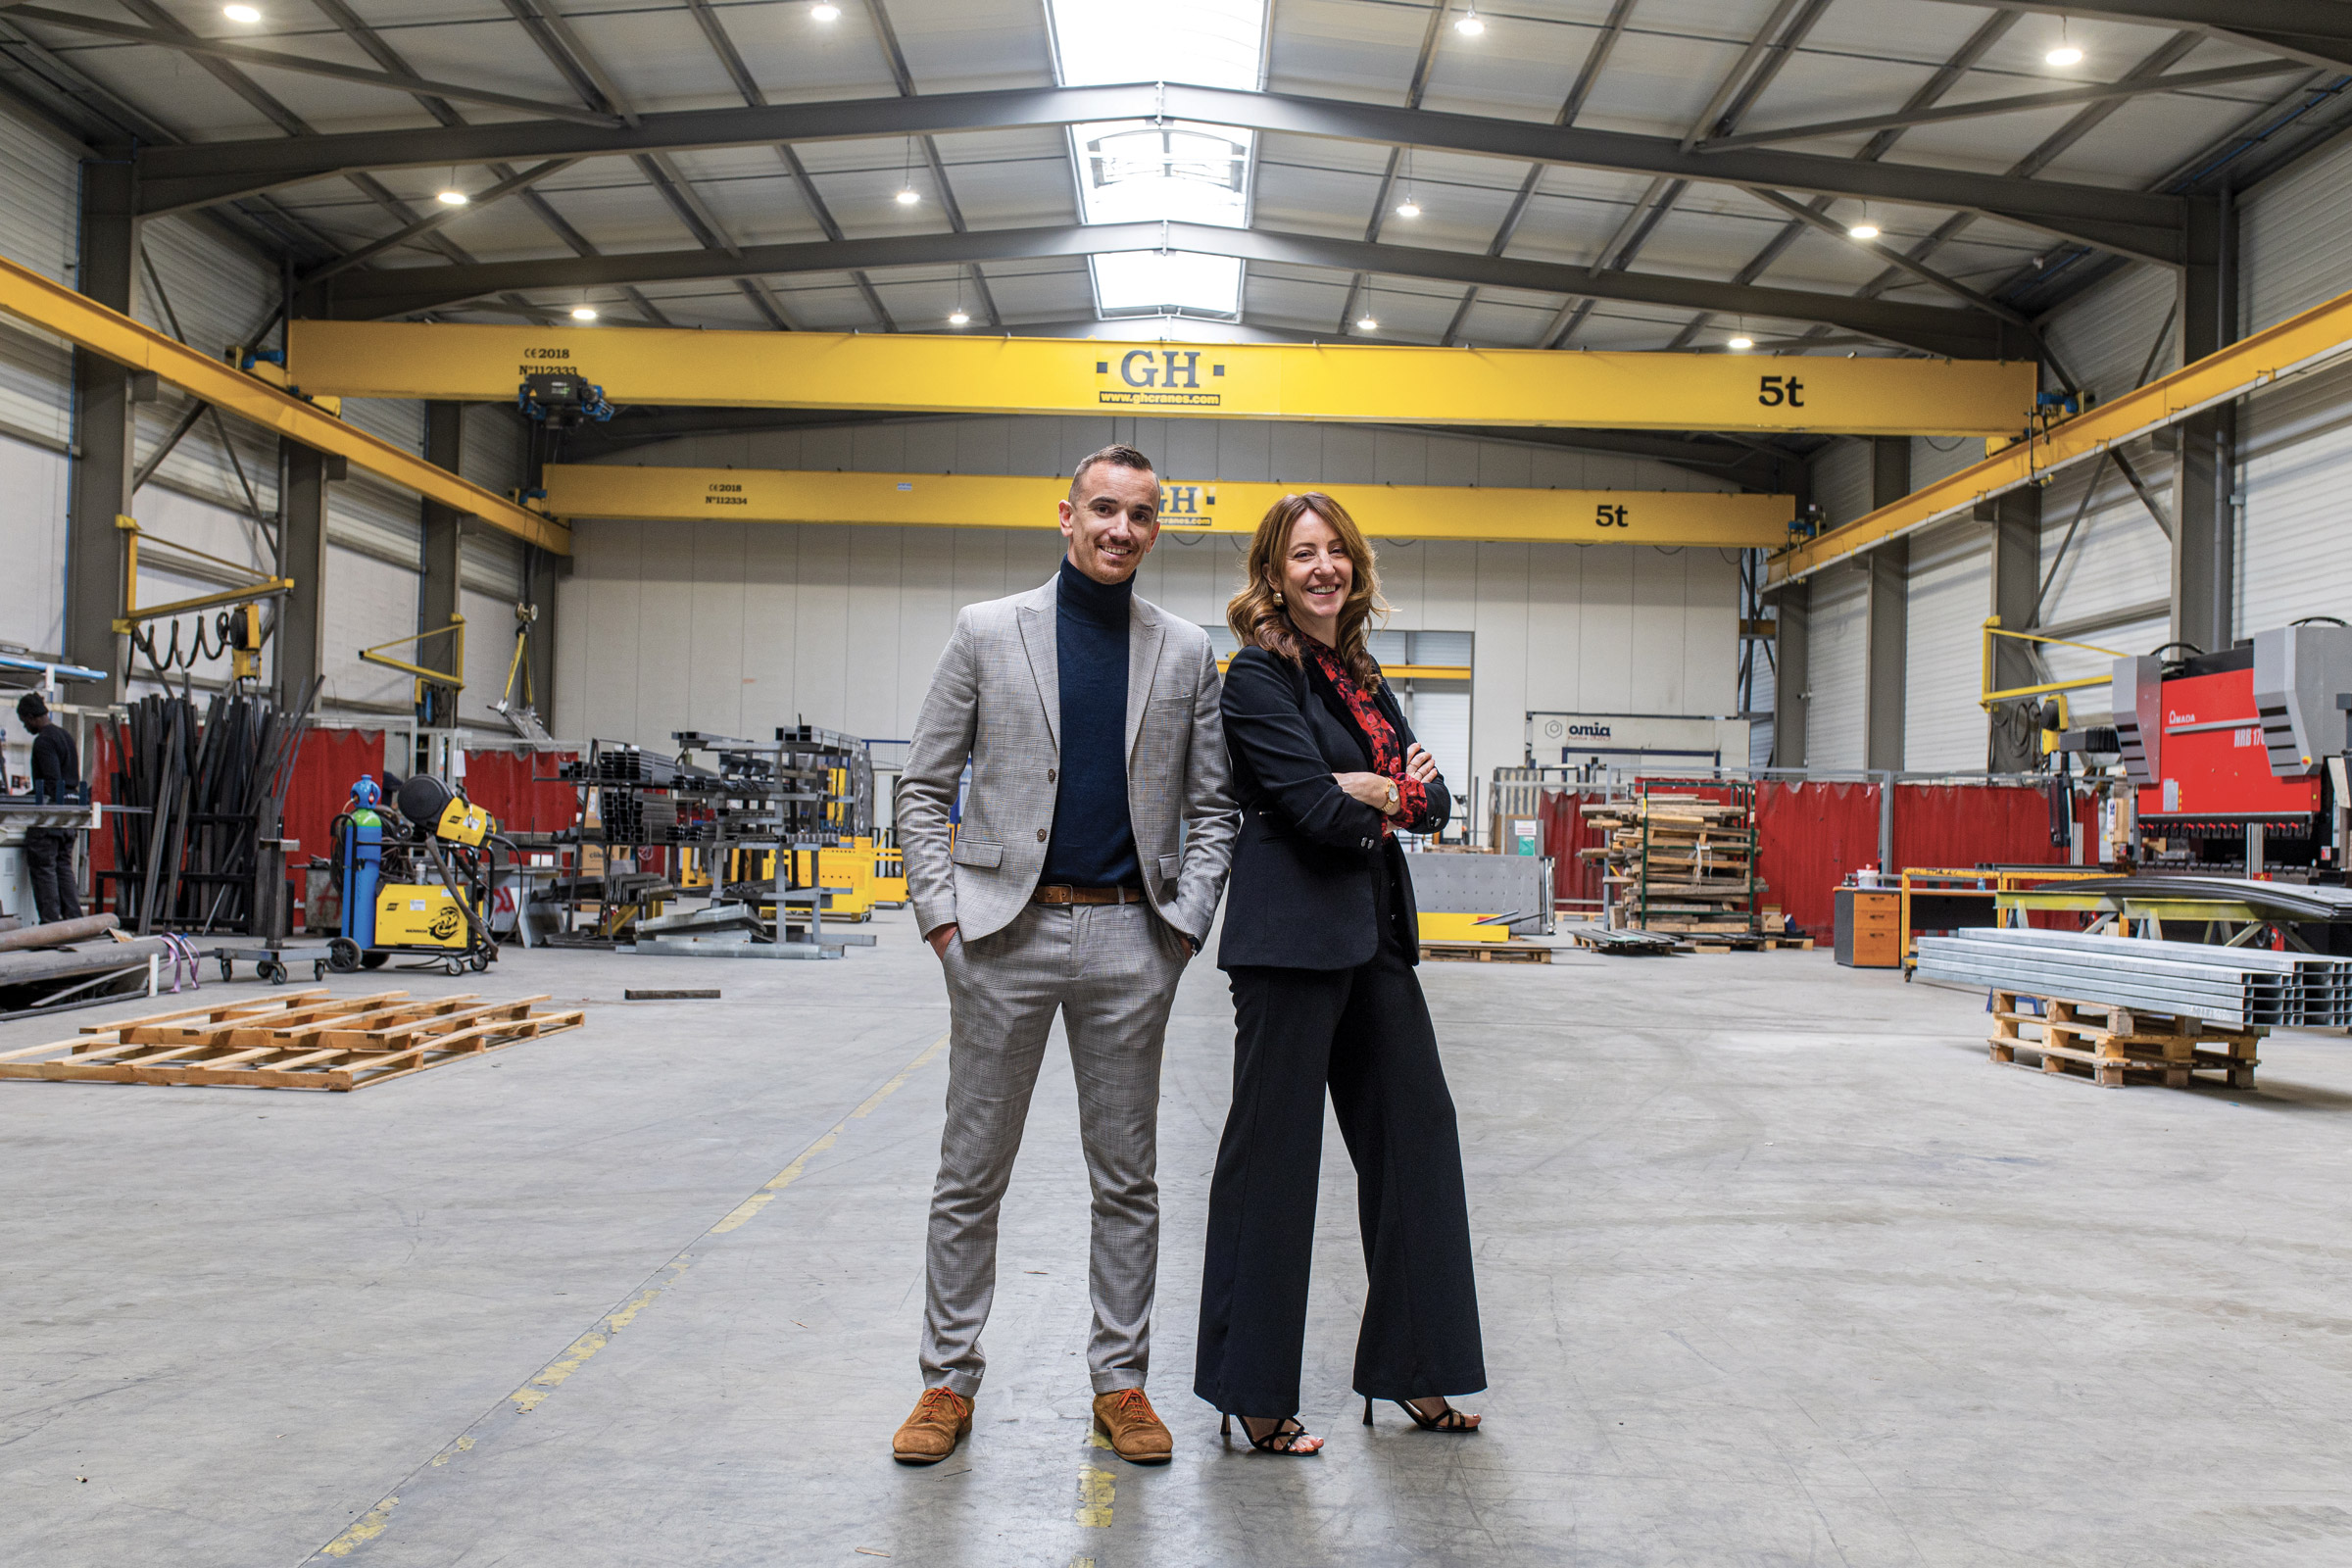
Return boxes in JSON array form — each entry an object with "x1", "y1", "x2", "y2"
[
  {"x1": 1221, "y1": 1412, "x2": 1322, "y2": 1454},
  {"x1": 1363, "y1": 1396, "x2": 1481, "y2": 1433}
]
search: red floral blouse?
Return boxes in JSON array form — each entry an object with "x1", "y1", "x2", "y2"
[{"x1": 1303, "y1": 640, "x2": 1428, "y2": 837}]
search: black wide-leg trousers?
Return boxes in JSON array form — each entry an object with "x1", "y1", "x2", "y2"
[{"x1": 1194, "y1": 893, "x2": 1486, "y2": 1417}]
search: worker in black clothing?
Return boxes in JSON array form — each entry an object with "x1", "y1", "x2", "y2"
[{"x1": 18, "y1": 692, "x2": 83, "y2": 924}]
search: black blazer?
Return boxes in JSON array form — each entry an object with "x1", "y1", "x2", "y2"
[{"x1": 1215, "y1": 645, "x2": 1451, "y2": 971}]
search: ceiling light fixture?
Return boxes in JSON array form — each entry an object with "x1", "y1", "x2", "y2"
[
  {"x1": 222, "y1": 3, "x2": 261, "y2": 20},
  {"x1": 949, "y1": 309, "x2": 970, "y2": 325},
  {"x1": 1453, "y1": 3, "x2": 1484, "y2": 36},
  {"x1": 810, "y1": 2, "x2": 841, "y2": 20},
  {"x1": 2046, "y1": 22, "x2": 2081, "y2": 67},
  {"x1": 570, "y1": 305, "x2": 598, "y2": 321},
  {"x1": 1395, "y1": 198, "x2": 1421, "y2": 220},
  {"x1": 1847, "y1": 220, "x2": 1881, "y2": 239},
  {"x1": 1728, "y1": 334, "x2": 1754, "y2": 351},
  {"x1": 895, "y1": 186, "x2": 920, "y2": 205},
  {"x1": 1356, "y1": 314, "x2": 1379, "y2": 331},
  {"x1": 436, "y1": 188, "x2": 468, "y2": 206}
]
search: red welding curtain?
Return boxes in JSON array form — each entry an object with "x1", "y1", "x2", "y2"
[
  {"x1": 461, "y1": 749, "x2": 578, "y2": 835},
  {"x1": 1756, "y1": 782, "x2": 2088, "y2": 936},
  {"x1": 1538, "y1": 781, "x2": 2090, "y2": 939}
]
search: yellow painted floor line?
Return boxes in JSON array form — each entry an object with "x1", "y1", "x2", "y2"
[{"x1": 304, "y1": 1032, "x2": 949, "y2": 1563}]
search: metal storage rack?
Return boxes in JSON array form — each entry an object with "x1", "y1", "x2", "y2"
[{"x1": 541, "y1": 726, "x2": 874, "y2": 947}]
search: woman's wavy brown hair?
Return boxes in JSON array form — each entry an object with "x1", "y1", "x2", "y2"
[{"x1": 1225, "y1": 492, "x2": 1389, "y2": 690}]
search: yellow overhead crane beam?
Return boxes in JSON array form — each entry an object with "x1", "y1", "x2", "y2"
[
  {"x1": 538, "y1": 465, "x2": 1796, "y2": 548},
  {"x1": 1771, "y1": 282, "x2": 2352, "y2": 584},
  {"x1": 290, "y1": 320, "x2": 2037, "y2": 438},
  {"x1": 0, "y1": 256, "x2": 567, "y2": 556}
]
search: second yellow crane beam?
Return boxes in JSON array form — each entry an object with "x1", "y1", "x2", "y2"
[
  {"x1": 291, "y1": 320, "x2": 2037, "y2": 438},
  {"x1": 539, "y1": 465, "x2": 1796, "y2": 548},
  {"x1": 0, "y1": 257, "x2": 567, "y2": 555}
]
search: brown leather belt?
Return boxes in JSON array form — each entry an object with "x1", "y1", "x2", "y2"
[{"x1": 1031, "y1": 884, "x2": 1145, "y2": 906}]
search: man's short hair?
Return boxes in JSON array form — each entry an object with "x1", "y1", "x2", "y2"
[
  {"x1": 1068, "y1": 443, "x2": 1155, "y2": 502},
  {"x1": 15, "y1": 691, "x2": 47, "y2": 724}
]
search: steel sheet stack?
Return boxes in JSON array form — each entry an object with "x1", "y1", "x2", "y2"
[{"x1": 1914, "y1": 927, "x2": 2352, "y2": 1030}]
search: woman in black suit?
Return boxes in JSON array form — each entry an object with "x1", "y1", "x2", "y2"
[{"x1": 1194, "y1": 492, "x2": 1487, "y2": 1456}]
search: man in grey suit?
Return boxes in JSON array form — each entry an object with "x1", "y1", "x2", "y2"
[{"x1": 891, "y1": 443, "x2": 1237, "y2": 1467}]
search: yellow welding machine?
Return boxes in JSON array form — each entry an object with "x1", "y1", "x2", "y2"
[
  {"x1": 436, "y1": 796, "x2": 492, "y2": 847},
  {"x1": 375, "y1": 883, "x2": 471, "y2": 949}
]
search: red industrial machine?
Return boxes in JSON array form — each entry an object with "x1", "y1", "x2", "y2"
[{"x1": 2112, "y1": 624, "x2": 2352, "y2": 875}]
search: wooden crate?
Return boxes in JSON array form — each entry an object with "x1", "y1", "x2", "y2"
[
  {"x1": 1987, "y1": 990, "x2": 2259, "y2": 1090},
  {"x1": 0, "y1": 988, "x2": 588, "y2": 1092}
]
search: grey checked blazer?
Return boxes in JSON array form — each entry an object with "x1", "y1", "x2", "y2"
[{"x1": 897, "y1": 574, "x2": 1239, "y2": 945}]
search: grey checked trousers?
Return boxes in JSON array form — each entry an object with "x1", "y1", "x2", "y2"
[{"x1": 921, "y1": 900, "x2": 1190, "y2": 1397}]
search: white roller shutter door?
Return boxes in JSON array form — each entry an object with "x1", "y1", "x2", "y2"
[
  {"x1": 1805, "y1": 562, "x2": 1869, "y2": 770},
  {"x1": 2238, "y1": 131, "x2": 2352, "y2": 630},
  {"x1": 1903, "y1": 517, "x2": 1990, "y2": 772}
]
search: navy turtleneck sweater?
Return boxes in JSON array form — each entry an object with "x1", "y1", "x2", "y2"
[{"x1": 1041, "y1": 556, "x2": 1142, "y2": 889}]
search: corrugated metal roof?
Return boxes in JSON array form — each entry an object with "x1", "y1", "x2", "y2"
[{"x1": 1, "y1": 0, "x2": 2338, "y2": 364}]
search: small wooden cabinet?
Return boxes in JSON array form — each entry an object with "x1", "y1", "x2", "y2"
[{"x1": 1834, "y1": 887, "x2": 1902, "y2": 968}]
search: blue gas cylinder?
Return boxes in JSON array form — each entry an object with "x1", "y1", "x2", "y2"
[{"x1": 342, "y1": 801, "x2": 384, "y2": 949}]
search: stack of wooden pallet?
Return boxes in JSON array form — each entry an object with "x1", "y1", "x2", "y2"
[
  {"x1": 0, "y1": 989, "x2": 585, "y2": 1091},
  {"x1": 1987, "y1": 990, "x2": 2260, "y2": 1090},
  {"x1": 1579, "y1": 796, "x2": 1761, "y2": 937}
]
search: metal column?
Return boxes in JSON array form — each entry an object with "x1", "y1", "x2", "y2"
[
  {"x1": 1863, "y1": 438, "x2": 1910, "y2": 774},
  {"x1": 1770, "y1": 576, "x2": 1810, "y2": 768},
  {"x1": 65, "y1": 155, "x2": 138, "y2": 707},
  {"x1": 417, "y1": 400, "x2": 464, "y2": 725},
  {"x1": 2172, "y1": 190, "x2": 2236, "y2": 658},
  {"x1": 523, "y1": 542, "x2": 561, "y2": 724},
  {"x1": 276, "y1": 441, "x2": 332, "y2": 704},
  {"x1": 1985, "y1": 485, "x2": 2042, "y2": 773}
]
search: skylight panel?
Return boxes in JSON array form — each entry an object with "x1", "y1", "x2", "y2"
[
  {"x1": 1048, "y1": 0, "x2": 1265, "y2": 89},
  {"x1": 1091, "y1": 252, "x2": 1243, "y2": 316},
  {"x1": 1075, "y1": 121, "x2": 1252, "y2": 228}
]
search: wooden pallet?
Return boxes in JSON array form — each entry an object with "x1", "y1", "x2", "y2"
[
  {"x1": 1986, "y1": 990, "x2": 2259, "y2": 1090},
  {"x1": 0, "y1": 988, "x2": 588, "y2": 1091},
  {"x1": 1420, "y1": 941, "x2": 1552, "y2": 963}
]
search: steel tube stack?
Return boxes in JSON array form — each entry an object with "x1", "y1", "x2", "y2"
[{"x1": 1914, "y1": 928, "x2": 2352, "y2": 1030}]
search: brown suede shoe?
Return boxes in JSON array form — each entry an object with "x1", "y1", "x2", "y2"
[
  {"x1": 1092, "y1": 1388, "x2": 1173, "y2": 1465},
  {"x1": 892, "y1": 1387, "x2": 973, "y2": 1464}
]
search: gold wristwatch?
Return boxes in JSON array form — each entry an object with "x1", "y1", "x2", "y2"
[{"x1": 1384, "y1": 778, "x2": 1399, "y2": 813}]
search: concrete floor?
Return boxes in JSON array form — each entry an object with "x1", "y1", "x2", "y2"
[{"x1": 8, "y1": 912, "x2": 2352, "y2": 1566}]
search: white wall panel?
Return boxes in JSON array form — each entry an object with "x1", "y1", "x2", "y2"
[
  {"x1": 0, "y1": 110, "x2": 75, "y2": 648},
  {"x1": 1811, "y1": 440, "x2": 1871, "y2": 526},
  {"x1": 2043, "y1": 262, "x2": 2177, "y2": 400},
  {"x1": 2238, "y1": 362, "x2": 2352, "y2": 630},
  {"x1": 1903, "y1": 517, "x2": 1990, "y2": 772},
  {"x1": 320, "y1": 547, "x2": 420, "y2": 713},
  {"x1": 2244, "y1": 130, "x2": 2352, "y2": 333},
  {"x1": 555, "y1": 415, "x2": 1743, "y2": 833},
  {"x1": 461, "y1": 405, "x2": 523, "y2": 500},
  {"x1": 2237, "y1": 131, "x2": 2352, "y2": 633},
  {"x1": 554, "y1": 519, "x2": 1738, "y2": 830},
  {"x1": 1910, "y1": 435, "x2": 1982, "y2": 488},
  {"x1": 0, "y1": 432, "x2": 68, "y2": 659},
  {"x1": 1805, "y1": 563, "x2": 1869, "y2": 771},
  {"x1": 2034, "y1": 264, "x2": 2180, "y2": 642}
]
